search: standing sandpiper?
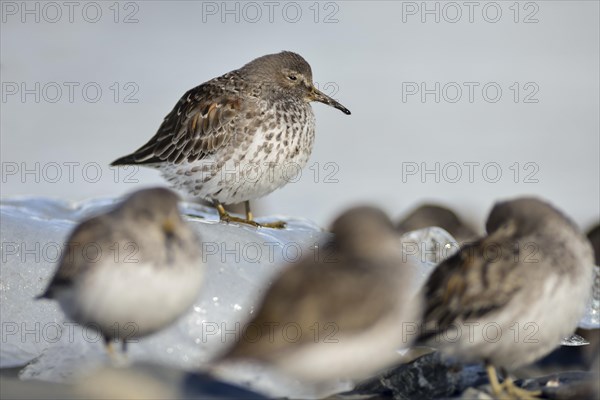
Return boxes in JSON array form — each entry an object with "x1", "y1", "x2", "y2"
[
  {"x1": 418, "y1": 197, "x2": 594, "y2": 399},
  {"x1": 111, "y1": 51, "x2": 350, "y2": 228},
  {"x1": 37, "y1": 188, "x2": 204, "y2": 355}
]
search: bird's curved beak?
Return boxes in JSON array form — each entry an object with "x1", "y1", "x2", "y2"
[{"x1": 308, "y1": 87, "x2": 351, "y2": 115}]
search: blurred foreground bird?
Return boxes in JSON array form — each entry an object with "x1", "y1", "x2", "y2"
[
  {"x1": 217, "y1": 206, "x2": 421, "y2": 383},
  {"x1": 111, "y1": 51, "x2": 350, "y2": 229},
  {"x1": 587, "y1": 224, "x2": 600, "y2": 264},
  {"x1": 418, "y1": 197, "x2": 594, "y2": 399},
  {"x1": 38, "y1": 188, "x2": 204, "y2": 355}
]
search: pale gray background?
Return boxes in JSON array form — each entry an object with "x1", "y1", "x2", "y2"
[{"x1": 1, "y1": 1, "x2": 599, "y2": 230}]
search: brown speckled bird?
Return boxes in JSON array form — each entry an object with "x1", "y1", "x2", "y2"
[
  {"x1": 418, "y1": 197, "x2": 594, "y2": 399},
  {"x1": 218, "y1": 206, "x2": 421, "y2": 383},
  {"x1": 111, "y1": 51, "x2": 350, "y2": 229}
]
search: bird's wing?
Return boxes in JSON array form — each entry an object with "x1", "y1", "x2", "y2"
[
  {"x1": 111, "y1": 77, "x2": 245, "y2": 166},
  {"x1": 419, "y1": 232, "x2": 526, "y2": 340},
  {"x1": 224, "y1": 249, "x2": 397, "y2": 359},
  {"x1": 38, "y1": 217, "x2": 114, "y2": 298}
]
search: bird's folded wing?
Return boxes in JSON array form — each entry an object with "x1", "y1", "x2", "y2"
[
  {"x1": 113, "y1": 82, "x2": 243, "y2": 166},
  {"x1": 39, "y1": 218, "x2": 114, "y2": 297},
  {"x1": 420, "y1": 238, "x2": 525, "y2": 339}
]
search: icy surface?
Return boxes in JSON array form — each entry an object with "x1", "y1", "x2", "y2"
[
  {"x1": 560, "y1": 334, "x2": 589, "y2": 346},
  {"x1": 398, "y1": 226, "x2": 460, "y2": 291},
  {"x1": 0, "y1": 196, "x2": 455, "y2": 398},
  {"x1": 578, "y1": 265, "x2": 600, "y2": 329}
]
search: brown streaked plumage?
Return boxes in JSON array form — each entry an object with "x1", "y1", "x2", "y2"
[
  {"x1": 218, "y1": 206, "x2": 421, "y2": 383},
  {"x1": 418, "y1": 197, "x2": 594, "y2": 399},
  {"x1": 111, "y1": 51, "x2": 350, "y2": 229}
]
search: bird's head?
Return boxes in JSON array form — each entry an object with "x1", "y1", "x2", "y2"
[
  {"x1": 331, "y1": 206, "x2": 395, "y2": 253},
  {"x1": 241, "y1": 51, "x2": 351, "y2": 115},
  {"x1": 119, "y1": 187, "x2": 184, "y2": 237},
  {"x1": 486, "y1": 197, "x2": 576, "y2": 237}
]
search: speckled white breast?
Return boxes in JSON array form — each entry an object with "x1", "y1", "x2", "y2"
[{"x1": 161, "y1": 102, "x2": 316, "y2": 204}]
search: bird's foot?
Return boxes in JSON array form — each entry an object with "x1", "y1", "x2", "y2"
[
  {"x1": 217, "y1": 208, "x2": 285, "y2": 229},
  {"x1": 215, "y1": 203, "x2": 286, "y2": 229},
  {"x1": 486, "y1": 364, "x2": 542, "y2": 400},
  {"x1": 486, "y1": 365, "x2": 541, "y2": 400},
  {"x1": 255, "y1": 220, "x2": 287, "y2": 229},
  {"x1": 501, "y1": 377, "x2": 541, "y2": 400},
  {"x1": 183, "y1": 213, "x2": 205, "y2": 220},
  {"x1": 220, "y1": 213, "x2": 286, "y2": 229}
]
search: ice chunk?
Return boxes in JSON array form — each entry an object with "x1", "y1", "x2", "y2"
[
  {"x1": 560, "y1": 334, "x2": 589, "y2": 346},
  {"x1": 578, "y1": 265, "x2": 599, "y2": 330},
  {"x1": 398, "y1": 226, "x2": 459, "y2": 295}
]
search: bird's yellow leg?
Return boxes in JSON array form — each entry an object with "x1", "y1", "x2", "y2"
[
  {"x1": 104, "y1": 337, "x2": 122, "y2": 363},
  {"x1": 503, "y1": 375, "x2": 542, "y2": 400},
  {"x1": 215, "y1": 203, "x2": 231, "y2": 221},
  {"x1": 486, "y1": 364, "x2": 505, "y2": 398},
  {"x1": 486, "y1": 364, "x2": 542, "y2": 399},
  {"x1": 245, "y1": 201, "x2": 287, "y2": 229},
  {"x1": 105, "y1": 340, "x2": 115, "y2": 357},
  {"x1": 244, "y1": 201, "x2": 254, "y2": 222}
]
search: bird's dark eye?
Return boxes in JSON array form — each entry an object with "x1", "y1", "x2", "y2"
[{"x1": 287, "y1": 75, "x2": 297, "y2": 81}]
